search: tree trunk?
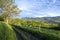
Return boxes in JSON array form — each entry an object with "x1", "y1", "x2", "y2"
[
  {"x1": 4, "y1": 17, "x2": 9, "y2": 23},
  {"x1": 4, "y1": 13, "x2": 11, "y2": 23}
]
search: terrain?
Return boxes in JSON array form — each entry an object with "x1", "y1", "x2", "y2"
[{"x1": 0, "y1": 16, "x2": 60, "y2": 40}]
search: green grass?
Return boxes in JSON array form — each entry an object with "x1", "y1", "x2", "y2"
[
  {"x1": 13, "y1": 25, "x2": 60, "y2": 40},
  {"x1": 0, "y1": 21, "x2": 60, "y2": 40},
  {"x1": 0, "y1": 22, "x2": 17, "y2": 40}
]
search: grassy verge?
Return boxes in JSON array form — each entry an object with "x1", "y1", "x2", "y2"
[{"x1": 0, "y1": 22, "x2": 17, "y2": 40}]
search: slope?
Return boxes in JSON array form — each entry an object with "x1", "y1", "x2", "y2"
[{"x1": 0, "y1": 22, "x2": 17, "y2": 40}]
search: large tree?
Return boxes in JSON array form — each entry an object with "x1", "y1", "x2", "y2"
[
  {"x1": 0, "y1": 0, "x2": 14, "y2": 8},
  {"x1": 0, "y1": 0, "x2": 21, "y2": 23}
]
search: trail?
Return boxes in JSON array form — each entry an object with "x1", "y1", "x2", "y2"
[
  {"x1": 13, "y1": 28, "x2": 23, "y2": 40},
  {"x1": 19, "y1": 28, "x2": 39, "y2": 40},
  {"x1": 13, "y1": 27, "x2": 39, "y2": 40}
]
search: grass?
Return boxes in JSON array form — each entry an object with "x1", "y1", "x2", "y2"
[
  {"x1": 13, "y1": 26, "x2": 29, "y2": 40},
  {"x1": 0, "y1": 22, "x2": 17, "y2": 40},
  {"x1": 13, "y1": 25, "x2": 39, "y2": 40},
  {"x1": 13, "y1": 25, "x2": 60, "y2": 40},
  {"x1": 0, "y1": 21, "x2": 60, "y2": 40}
]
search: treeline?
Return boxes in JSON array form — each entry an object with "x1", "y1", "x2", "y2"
[
  {"x1": 9, "y1": 18, "x2": 59, "y2": 29},
  {"x1": 0, "y1": 16, "x2": 60, "y2": 30}
]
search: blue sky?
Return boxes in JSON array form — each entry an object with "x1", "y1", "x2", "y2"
[{"x1": 15, "y1": 0, "x2": 60, "y2": 18}]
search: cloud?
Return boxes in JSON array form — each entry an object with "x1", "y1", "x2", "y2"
[
  {"x1": 15, "y1": 0, "x2": 60, "y2": 18},
  {"x1": 52, "y1": 0, "x2": 57, "y2": 4}
]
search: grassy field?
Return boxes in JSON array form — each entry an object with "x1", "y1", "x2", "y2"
[
  {"x1": 0, "y1": 22, "x2": 17, "y2": 40},
  {"x1": 0, "y1": 21, "x2": 60, "y2": 40},
  {"x1": 13, "y1": 25, "x2": 60, "y2": 40},
  {"x1": 13, "y1": 26, "x2": 39, "y2": 40}
]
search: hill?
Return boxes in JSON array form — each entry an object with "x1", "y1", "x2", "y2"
[
  {"x1": 22, "y1": 16, "x2": 60, "y2": 24},
  {"x1": 0, "y1": 22, "x2": 17, "y2": 40}
]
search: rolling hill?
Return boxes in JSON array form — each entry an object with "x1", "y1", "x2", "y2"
[
  {"x1": 22, "y1": 16, "x2": 60, "y2": 24},
  {"x1": 0, "y1": 22, "x2": 17, "y2": 40}
]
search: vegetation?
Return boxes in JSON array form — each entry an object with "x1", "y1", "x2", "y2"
[
  {"x1": 0, "y1": 22, "x2": 17, "y2": 40},
  {"x1": 0, "y1": 0, "x2": 60, "y2": 40},
  {"x1": 9, "y1": 17, "x2": 60, "y2": 40},
  {"x1": 0, "y1": 16, "x2": 60, "y2": 40},
  {"x1": 13, "y1": 26, "x2": 29, "y2": 40},
  {"x1": 9, "y1": 18, "x2": 59, "y2": 29},
  {"x1": 0, "y1": 0, "x2": 21, "y2": 23},
  {"x1": 12, "y1": 25, "x2": 60, "y2": 40}
]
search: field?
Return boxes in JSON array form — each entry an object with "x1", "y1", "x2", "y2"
[
  {"x1": 0, "y1": 17, "x2": 60, "y2": 40},
  {"x1": 12, "y1": 24, "x2": 60, "y2": 40}
]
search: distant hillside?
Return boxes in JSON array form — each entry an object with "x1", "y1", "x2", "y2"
[{"x1": 22, "y1": 16, "x2": 60, "y2": 24}]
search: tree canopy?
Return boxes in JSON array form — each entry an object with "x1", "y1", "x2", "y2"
[{"x1": 0, "y1": 0, "x2": 21, "y2": 23}]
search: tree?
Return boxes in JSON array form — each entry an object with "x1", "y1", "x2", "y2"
[
  {"x1": 0, "y1": 0, "x2": 14, "y2": 21},
  {"x1": 0, "y1": 0, "x2": 21, "y2": 23},
  {"x1": 0, "y1": 0, "x2": 14, "y2": 8}
]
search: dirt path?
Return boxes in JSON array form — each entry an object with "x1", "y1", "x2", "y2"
[
  {"x1": 20, "y1": 29, "x2": 39, "y2": 40},
  {"x1": 13, "y1": 27, "x2": 39, "y2": 40},
  {"x1": 13, "y1": 28, "x2": 23, "y2": 40}
]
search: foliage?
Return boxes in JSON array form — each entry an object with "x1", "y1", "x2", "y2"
[
  {"x1": 0, "y1": 0, "x2": 21, "y2": 23},
  {"x1": 0, "y1": 0, "x2": 13, "y2": 7},
  {"x1": 9, "y1": 18, "x2": 59, "y2": 29}
]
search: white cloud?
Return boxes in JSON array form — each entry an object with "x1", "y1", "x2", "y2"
[
  {"x1": 34, "y1": 15, "x2": 46, "y2": 17},
  {"x1": 16, "y1": 0, "x2": 60, "y2": 18},
  {"x1": 52, "y1": 0, "x2": 57, "y2": 4}
]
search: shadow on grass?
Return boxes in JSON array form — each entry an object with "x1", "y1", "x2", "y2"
[
  {"x1": 13, "y1": 27, "x2": 23, "y2": 40},
  {"x1": 49, "y1": 27, "x2": 60, "y2": 30}
]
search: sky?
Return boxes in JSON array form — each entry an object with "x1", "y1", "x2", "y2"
[{"x1": 15, "y1": 0, "x2": 60, "y2": 18}]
